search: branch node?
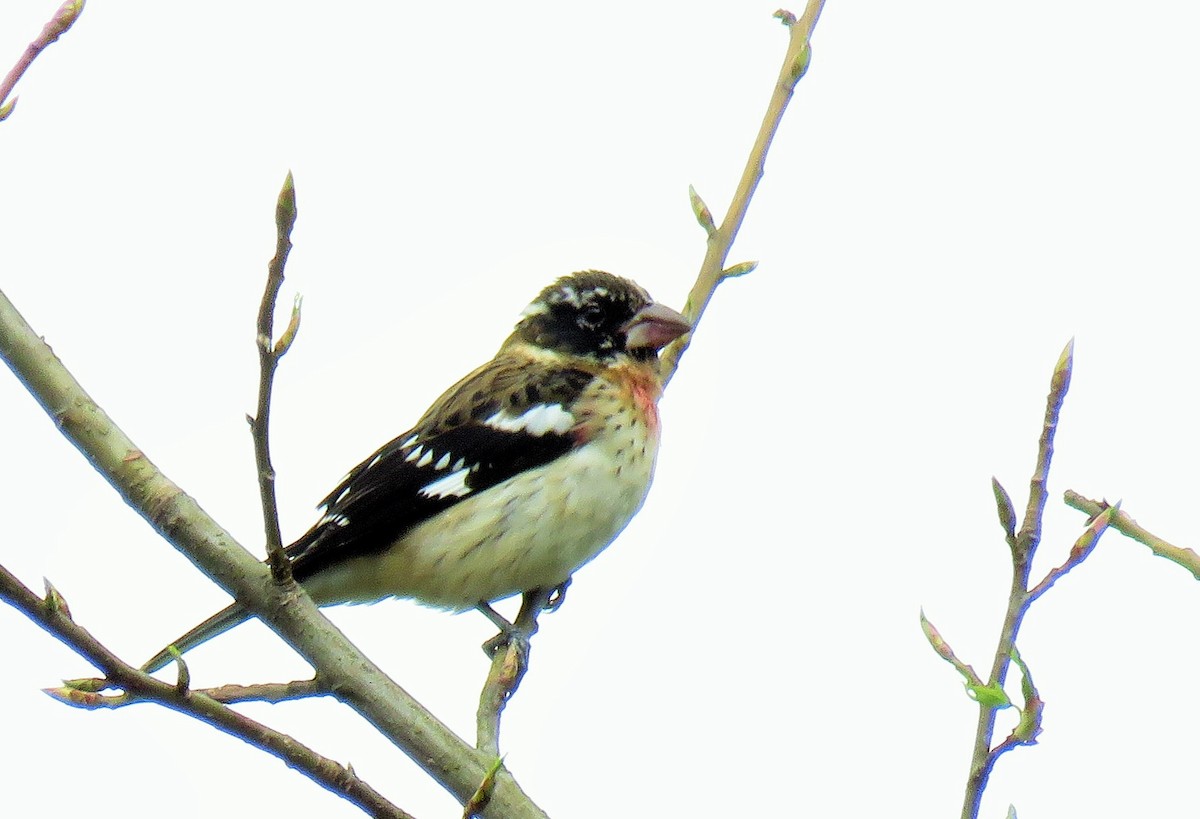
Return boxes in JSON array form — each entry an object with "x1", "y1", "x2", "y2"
[
  {"x1": 169, "y1": 646, "x2": 191, "y2": 692},
  {"x1": 990, "y1": 477, "x2": 1017, "y2": 543},
  {"x1": 773, "y1": 9, "x2": 798, "y2": 26},
  {"x1": 462, "y1": 755, "x2": 505, "y2": 819},
  {"x1": 42, "y1": 578, "x2": 72, "y2": 619},
  {"x1": 721, "y1": 260, "x2": 758, "y2": 279},
  {"x1": 273, "y1": 293, "x2": 303, "y2": 357},
  {"x1": 687, "y1": 184, "x2": 717, "y2": 238}
]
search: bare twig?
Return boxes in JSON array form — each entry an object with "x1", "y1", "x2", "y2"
[
  {"x1": 196, "y1": 677, "x2": 329, "y2": 704},
  {"x1": 44, "y1": 675, "x2": 331, "y2": 706},
  {"x1": 1064, "y1": 491, "x2": 1200, "y2": 580},
  {"x1": 252, "y1": 171, "x2": 301, "y2": 579},
  {"x1": 0, "y1": 564, "x2": 411, "y2": 819},
  {"x1": 920, "y1": 609, "x2": 990, "y2": 696},
  {"x1": 660, "y1": 0, "x2": 825, "y2": 387},
  {"x1": 0, "y1": 0, "x2": 84, "y2": 122},
  {"x1": 1012, "y1": 340, "x2": 1075, "y2": 563},
  {"x1": 1026, "y1": 502, "x2": 1118, "y2": 604},
  {"x1": 956, "y1": 340, "x2": 1116, "y2": 819}
]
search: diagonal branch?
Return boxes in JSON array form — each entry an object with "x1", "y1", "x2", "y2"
[
  {"x1": 1012, "y1": 340, "x2": 1074, "y2": 564},
  {"x1": 1026, "y1": 502, "x2": 1118, "y2": 605},
  {"x1": 1064, "y1": 491, "x2": 1200, "y2": 580},
  {"x1": 960, "y1": 340, "x2": 1077, "y2": 819},
  {"x1": 0, "y1": 564, "x2": 412, "y2": 819},
  {"x1": 660, "y1": 0, "x2": 825, "y2": 388},
  {"x1": 0, "y1": 0, "x2": 84, "y2": 121}
]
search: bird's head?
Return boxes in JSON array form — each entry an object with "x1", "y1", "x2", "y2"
[{"x1": 513, "y1": 271, "x2": 691, "y2": 363}]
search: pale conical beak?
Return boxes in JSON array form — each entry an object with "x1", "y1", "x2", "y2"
[{"x1": 622, "y1": 302, "x2": 692, "y2": 351}]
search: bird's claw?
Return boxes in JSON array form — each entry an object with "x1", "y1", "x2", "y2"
[
  {"x1": 544, "y1": 578, "x2": 571, "y2": 612},
  {"x1": 477, "y1": 587, "x2": 562, "y2": 658},
  {"x1": 482, "y1": 626, "x2": 532, "y2": 660}
]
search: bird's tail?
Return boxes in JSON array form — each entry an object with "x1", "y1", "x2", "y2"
[{"x1": 140, "y1": 602, "x2": 252, "y2": 674}]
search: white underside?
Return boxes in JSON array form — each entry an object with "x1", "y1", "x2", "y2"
[{"x1": 303, "y1": 423, "x2": 658, "y2": 610}]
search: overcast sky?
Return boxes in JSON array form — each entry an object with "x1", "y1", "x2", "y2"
[{"x1": 3, "y1": 2, "x2": 1199, "y2": 817}]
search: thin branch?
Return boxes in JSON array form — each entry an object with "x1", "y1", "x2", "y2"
[
  {"x1": 0, "y1": 0, "x2": 84, "y2": 121},
  {"x1": 476, "y1": 589, "x2": 553, "y2": 756},
  {"x1": 1064, "y1": 491, "x2": 1200, "y2": 580},
  {"x1": 1012, "y1": 340, "x2": 1074, "y2": 562},
  {"x1": 1026, "y1": 502, "x2": 1118, "y2": 605},
  {"x1": 43, "y1": 676, "x2": 334, "y2": 707},
  {"x1": 477, "y1": 641, "x2": 527, "y2": 758},
  {"x1": 0, "y1": 564, "x2": 411, "y2": 819},
  {"x1": 660, "y1": 0, "x2": 825, "y2": 388},
  {"x1": 195, "y1": 677, "x2": 329, "y2": 704},
  {"x1": 960, "y1": 340, "x2": 1076, "y2": 819},
  {"x1": 252, "y1": 171, "x2": 301, "y2": 578}
]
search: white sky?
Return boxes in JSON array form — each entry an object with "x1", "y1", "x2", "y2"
[{"x1": 2, "y1": 2, "x2": 1199, "y2": 817}]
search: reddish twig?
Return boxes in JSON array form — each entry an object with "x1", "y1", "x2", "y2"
[{"x1": 0, "y1": 1, "x2": 85, "y2": 122}]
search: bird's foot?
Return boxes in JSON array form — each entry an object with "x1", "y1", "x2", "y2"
[
  {"x1": 477, "y1": 588, "x2": 557, "y2": 657},
  {"x1": 477, "y1": 601, "x2": 530, "y2": 658}
]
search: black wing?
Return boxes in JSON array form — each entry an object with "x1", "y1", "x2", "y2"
[{"x1": 286, "y1": 358, "x2": 595, "y2": 581}]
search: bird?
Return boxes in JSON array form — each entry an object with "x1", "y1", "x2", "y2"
[{"x1": 142, "y1": 270, "x2": 690, "y2": 673}]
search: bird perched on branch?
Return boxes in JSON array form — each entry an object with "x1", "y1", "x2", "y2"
[{"x1": 143, "y1": 270, "x2": 690, "y2": 672}]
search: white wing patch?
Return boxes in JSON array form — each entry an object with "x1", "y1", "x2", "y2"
[
  {"x1": 484, "y1": 403, "x2": 575, "y2": 436},
  {"x1": 317, "y1": 512, "x2": 351, "y2": 528},
  {"x1": 420, "y1": 467, "x2": 473, "y2": 499}
]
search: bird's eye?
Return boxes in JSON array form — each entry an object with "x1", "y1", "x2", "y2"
[{"x1": 577, "y1": 304, "x2": 605, "y2": 330}]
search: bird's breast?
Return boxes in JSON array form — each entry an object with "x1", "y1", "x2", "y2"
[{"x1": 307, "y1": 379, "x2": 661, "y2": 610}]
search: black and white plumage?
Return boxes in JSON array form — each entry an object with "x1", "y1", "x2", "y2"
[{"x1": 143, "y1": 271, "x2": 690, "y2": 672}]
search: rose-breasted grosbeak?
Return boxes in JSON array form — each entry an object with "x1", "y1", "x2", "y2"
[{"x1": 143, "y1": 270, "x2": 690, "y2": 672}]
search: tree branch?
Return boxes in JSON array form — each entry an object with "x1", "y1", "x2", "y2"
[
  {"x1": 476, "y1": 588, "x2": 554, "y2": 756},
  {"x1": 0, "y1": 0, "x2": 83, "y2": 122},
  {"x1": 0, "y1": 564, "x2": 412, "y2": 819},
  {"x1": 953, "y1": 340, "x2": 1118, "y2": 819},
  {"x1": 252, "y1": 170, "x2": 301, "y2": 578},
  {"x1": 184, "y1": 677, "x2": 329, "y2": 705},
  {"x1": 1026, "y1": 503, "x2": 1117, "y2": 605},
  {"x1": 660, "y1": 0, "x2": 825, "y2": 387},
  {"x1": 1064, "y1": 491, "x2": 1200, "y2": 580}
]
